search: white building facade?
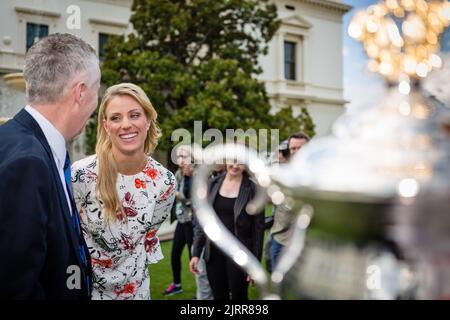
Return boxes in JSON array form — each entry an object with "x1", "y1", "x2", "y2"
[
  {"x1": 0, "y1": 0, "x2": 350, "y2": 158},
  {"x1": 260, "y1": 0, "x2": 351, "y2": 137}
]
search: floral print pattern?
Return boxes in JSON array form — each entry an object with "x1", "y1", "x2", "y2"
[{"x1": 71, "y1": 155, "x2": 176, "y2": 300}]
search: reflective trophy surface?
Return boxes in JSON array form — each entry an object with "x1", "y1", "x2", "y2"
[{"x1": 192, "y1": 0, "x2": 450, "y2": 299}]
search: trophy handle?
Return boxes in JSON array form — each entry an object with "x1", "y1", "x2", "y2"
[
  {"x1": 191, "y1": 143, "x2": 277, "y2": 299},
  {"x1": 270, "y1": 204, "x2": 313, "y2": 296}
]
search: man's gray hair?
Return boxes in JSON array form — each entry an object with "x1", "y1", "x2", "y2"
[{"x1": 24, "y1": 33, "x2": 99, "y2": 105}]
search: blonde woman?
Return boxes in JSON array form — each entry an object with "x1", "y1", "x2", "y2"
[{"x1": 71, "y1": 83, "x2": 176, "y2": 300}]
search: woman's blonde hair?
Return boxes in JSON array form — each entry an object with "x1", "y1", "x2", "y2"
[{"x1": 95, "y1": 83, "x2": 161, "y2": 223}]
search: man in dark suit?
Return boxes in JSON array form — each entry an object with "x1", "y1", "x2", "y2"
[{"x1": 0, "y1": 33, "x2": 100, "y2": 299}]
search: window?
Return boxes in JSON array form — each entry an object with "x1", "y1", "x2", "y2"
[
  {"x1": 284, "y1": 41, "x2": 296, "y2": 80},
  {"x1": 99, "y1": 33, "x2": 110, "y2": 61},
  {"x1": 26, "y1": 23, "x2": 48, "y2": 51}
]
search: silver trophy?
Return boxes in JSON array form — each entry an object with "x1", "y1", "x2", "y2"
[{"x1": 192, "y1": 0, "x2": 450, "y2": 299}]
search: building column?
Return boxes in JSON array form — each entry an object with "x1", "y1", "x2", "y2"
[{"x1": 276, "y1": 31, "x2": 285, "y2": 82}]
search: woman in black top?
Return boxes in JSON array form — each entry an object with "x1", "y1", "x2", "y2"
[{"x1": 190, "y1": 163, "x2": 265, "y2": 300}]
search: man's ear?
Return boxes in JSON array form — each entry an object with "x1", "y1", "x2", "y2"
[{"x1": 73, "y1": 81, "x2": 86, "y2": 105}]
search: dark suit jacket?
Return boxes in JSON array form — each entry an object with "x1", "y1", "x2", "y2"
[
  {"x1": 192, "y1": 172, "x2": 265, "y2": 263},
  {"x1": 0, "y1": 109, "x2": 92, "y2": 300}
]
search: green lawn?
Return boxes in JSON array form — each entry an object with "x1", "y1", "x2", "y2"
[
  {"x1": 149, "y1": 205, "x2": 273, "y2": 300},
  {"x1": 149, "y1": 238, "x2": 267, "y2": 300}
]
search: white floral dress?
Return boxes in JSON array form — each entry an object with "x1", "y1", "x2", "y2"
[{"x1": 71, "y1": 155, "x2": 176, "y2": 300}]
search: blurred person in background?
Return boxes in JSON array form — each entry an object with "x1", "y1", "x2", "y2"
[
  {"x1": 263, "y1": 139, "x2": 289, "y2": 273},
  {"x1": 190, "y1": 159, "x2": 265, "y2": 300},
  {"x1": 163, "y1": 145, "x2": 195, "y2": 296},
  {"x1": 269, "y1": 132, "x2": 310, "y2": 269}
]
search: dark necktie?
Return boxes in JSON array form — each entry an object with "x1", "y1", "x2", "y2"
[{"x1": 64, "y1": 152, "x2": 90, "y2": 292}]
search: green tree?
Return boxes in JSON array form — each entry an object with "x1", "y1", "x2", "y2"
[
  {"x1": 87, "y1": 0, "x2": 315, "y2": 154},
  {"x1": 276, "y1": 107, "x2": 316, "y2": 140}
]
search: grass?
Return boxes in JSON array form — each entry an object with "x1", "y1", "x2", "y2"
[
  {"x1": 149, "y1": 238, "x2": 267, "y2": 300},
  {"x1": 149, "y1": 205, "x2": 273, "y2": 300},
  {"x1": 148, "y1": 239, "x2": 197, "y2": 300}
]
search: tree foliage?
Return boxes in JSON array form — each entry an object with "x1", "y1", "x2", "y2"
[{"x1": 88, "y1": 0, "x2": 315, "y2": 153}]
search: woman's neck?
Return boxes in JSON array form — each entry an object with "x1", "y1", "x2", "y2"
[
  {"x1": 225, "y1": 173, "x2": 243, "y2": 183},
  {"x1": 112, "y1": 148, "x2": 147, "y2": 175},
  {"x1": 219, "y1": 173, "x2": 243, "y2": 198}
]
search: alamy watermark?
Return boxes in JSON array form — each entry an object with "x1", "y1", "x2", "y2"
[
  {"x1": 66, "y1": 5, "x2": 81, "y2": 30},
  {"x1": 66, "y1": 265, "x2": 81, "y2": 290},
  {"x1": 170, "y1": 121, "x2": 280, "y2": 166}
]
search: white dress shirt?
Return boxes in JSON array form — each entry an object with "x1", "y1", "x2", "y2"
[{"x1": 25, "y1": 105, "x2": 72, "y2": 215}]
